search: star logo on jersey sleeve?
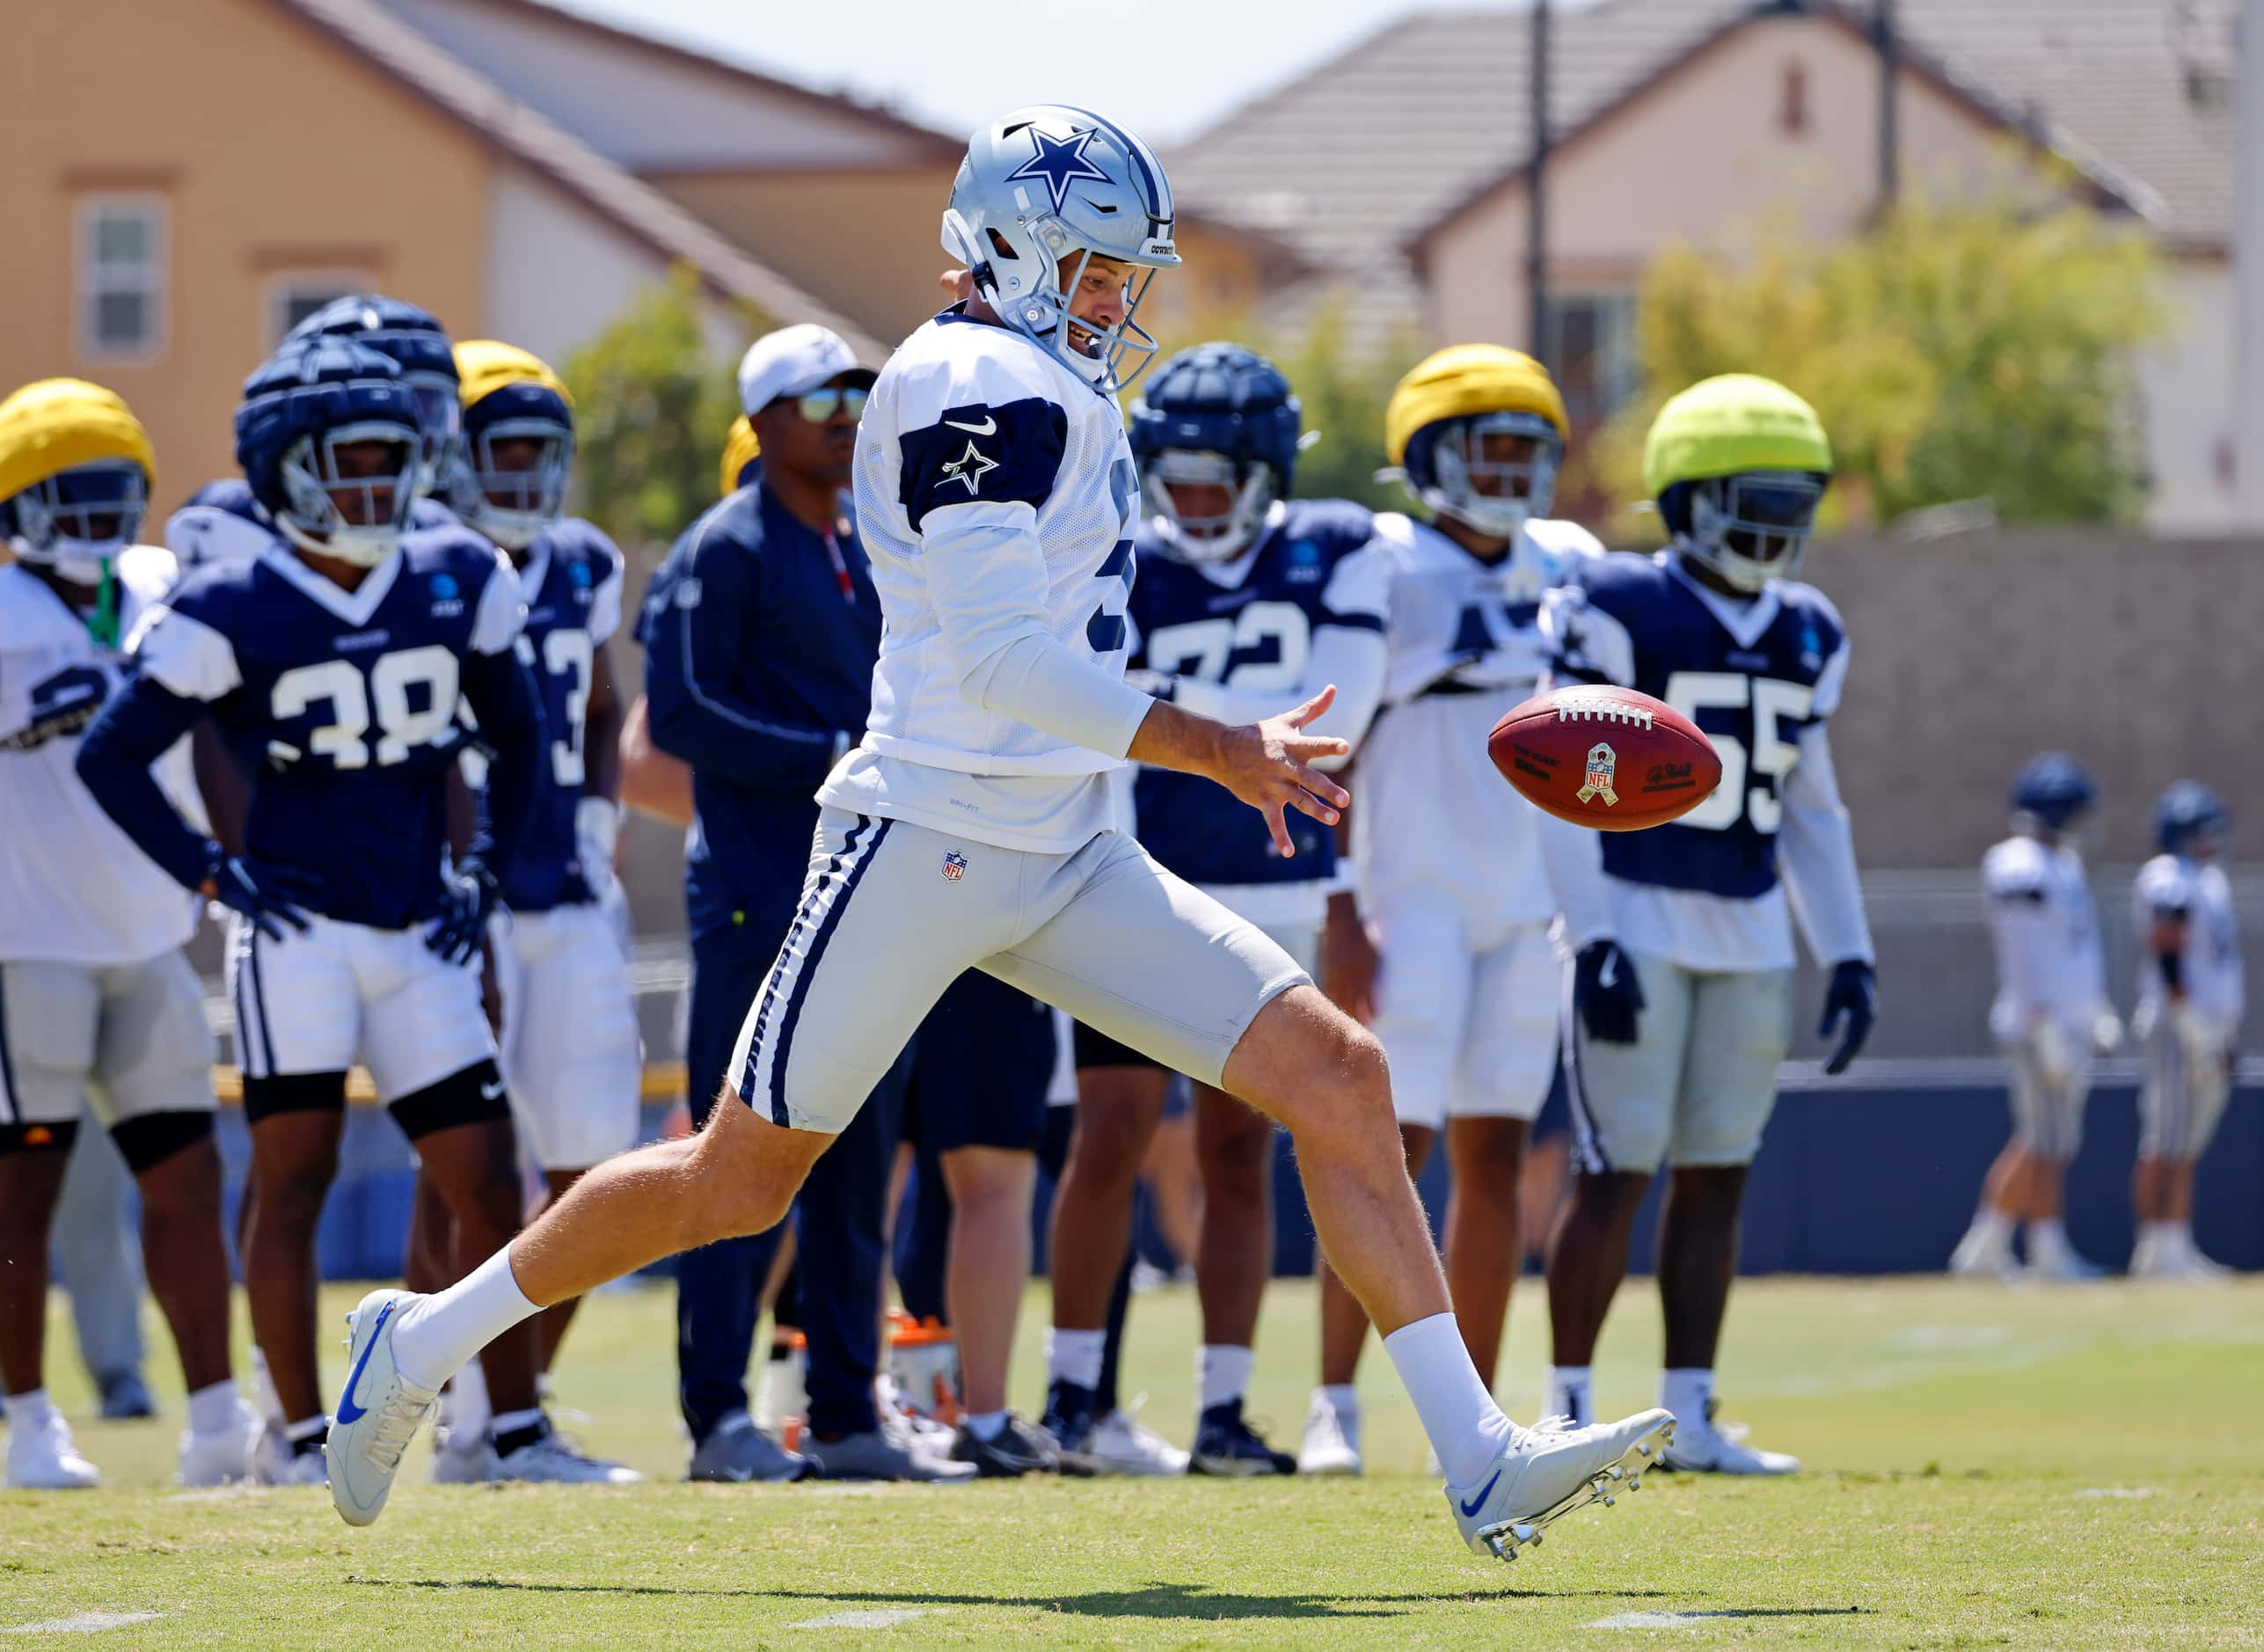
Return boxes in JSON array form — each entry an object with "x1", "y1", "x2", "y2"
[
  {"x1": 1006, "y1": 126, "x2": 1111, "y2": 213},
  {"x1": 938, "y1": 440, "x2": 999, "y2": 496}
]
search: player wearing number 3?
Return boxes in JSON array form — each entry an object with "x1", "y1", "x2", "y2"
[
  {"x1": 75, "y1": 335, "x2": 551, "y2": 1486},
  {"x1": 1535, "y1": 375, "x2": 1878, "y2": 1474}
]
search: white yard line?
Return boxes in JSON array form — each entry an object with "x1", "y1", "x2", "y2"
[
  {"x1": 3, "y1": 1613, "x2": 165, "y2": 1636},
  {"x1": 787, "y1": 1608, "x2": 936, "y2": 1628}
]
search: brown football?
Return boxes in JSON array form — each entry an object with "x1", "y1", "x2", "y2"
[{"x1": 1488, "y1": 684, "x2": 1722, "y2": 831}]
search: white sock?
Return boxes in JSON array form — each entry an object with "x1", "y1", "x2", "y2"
[
  {"x1": 390, "y1": 1247, "x2": 540, "y2": 1391},
  {"x1": 284, "y1": 1414, "x2": 327, "y2": 1445},
  {"x1": 964, "y1": 1410, "x2": 1007, "y2": 1442},
  {"x1": 1197, "y1": 1345, "x2": 1254, "y2": 1412},
  {"x1": 1660, "y1": 1368, "x2": 1713, "y2": 1430},
  {"x1": 1548, "y1": 1365, "x2": 1594, "y2": 1426},
  {"x1": 1966, "y1": 1208, "x2": 2015, "y2": 1246},
  {"x1": 449, "y1": 1357, "x2": 493, "y2": 1444},
  {"x1": 1317, "y1": 1383, "x2": 1359, "y2": 1416},
  {"x1": 1047, "y1": 1327, "x2": 1106, "y2": 1392},
  {"x1": 489, "y1": 1407, "x2": 544, "y2": 1444},
  {"x1": 2027, "y1": 1217, "x2": 2074, "y2": 1265},
  {"x1": 4, "y1": 1389, "x2": 54, "y2": 1427},
  {"x1": 250, "y1": 1345, "x2": 285, "y2": 1429},
  {"x1": 186, "y1": 1380, "x2": 242, "y2": 1438},
  {"x1": 1380, "y1": 1312, "x2": 1516, "y2": 1488}
]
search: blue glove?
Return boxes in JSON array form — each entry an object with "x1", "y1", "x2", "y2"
[
  {"x1": 1819, "y1": 959, "x2": 1879, "y2": 1076},
  {"x1": 207, "y1": 850, "x2": 319, "y2": 942},
  {"x1": 425, "y1": 858, "x2": 500, "y2": 966},
  {"x1": 1573, "y1": 940, "x2": 1645, "y2": 1045}
]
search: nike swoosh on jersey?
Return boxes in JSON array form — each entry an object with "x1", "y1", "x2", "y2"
[
  {"x1": 333, "y1": 1301, "x2": 397, "y2": 1425},
  {"x1": 1457, "y1": 1468, "x2": 1502, "y2": 1517},
  {"x1": 480, "y1": 1078, "x2": 507, "y2": 1101},
  {"x1": 944, "y1": 415, "x2": 997, "y2": 435}
]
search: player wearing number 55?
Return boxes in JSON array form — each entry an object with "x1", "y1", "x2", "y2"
[
  {"x1": 1532, "y1": 374, "x2": 1878, "y2": 1475},
  {"x1": 74, "y1": 334, "x2": 551, "y2": 1488}
]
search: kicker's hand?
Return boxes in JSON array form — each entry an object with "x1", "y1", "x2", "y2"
[{"x1": 1204, "y1": 687, "x2": 1351, "y2": 859}]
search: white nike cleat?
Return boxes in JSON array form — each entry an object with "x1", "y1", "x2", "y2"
[
  {"x1": 1660, "y1": 1405, "x2": 1799, "y2": 1475},
  {"x1": 431, "y1": 1436, "x2": 498, "y2": 1484},
  {"x1": 1447, "y1": 1408, "x2": 1676, "y2": 1563},
  {"x1": 5, "y1": 1407, "x2": 99, "y2": 1490},
  {"x1": 1089, "y1": 1402, "x2": 1190, "y2": 1477},
  {"x1": 177, "y1": 1397, "x2": 263, "y2": 1487},
  {"x1": 1297, "y1": 1390, "x2": 1362, "y2": 1477},
  {"x1": 1948, "y1": 1225, "x2": 2017, "y2": 1279},
  {"x1": 325, "y1": 1289, "x2": 439, "y2": 1526},
  {"x1": 494, "y1": 1427, "x2": 643, "y2": 1485}
]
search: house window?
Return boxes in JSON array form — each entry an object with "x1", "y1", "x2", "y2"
[
  {"x1": 77, "y1": 196, "x2": 166, "y2": 362},
  {"x1": 1781, "y1": 60, "x2": 1810, "y2": 135},
  {"x1": 266, "y1": 277, "x2": 369, "y2": 347},
  {"x1": 1541, "y1": 291, "x2": 1640, "y2": 428}
]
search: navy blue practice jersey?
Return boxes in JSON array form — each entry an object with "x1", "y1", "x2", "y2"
[
  {"x1": 1542, "y1": 550, "x2": 1849, "y2": 901},
  {"x1": 1128, "y1": 498, "x2": 1390, "y2": 888},
  {"x1": 498, "y1": 517, "x2": 625, "y2": 911},
  {"x1": 126, "y1": 524, "x2": 527, "y2": 928}
]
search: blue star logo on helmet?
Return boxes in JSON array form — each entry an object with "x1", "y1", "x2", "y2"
[
  {"x1": 1006, "y1": 125, "x2": 1112, "y2": 214},
  {"x1": 431, "y1": 573, "x2": 458, "y2": 600}
]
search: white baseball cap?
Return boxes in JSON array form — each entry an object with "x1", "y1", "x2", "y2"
[{"x1": 736, "y1": 324, "x2": 873, "y2": 416}]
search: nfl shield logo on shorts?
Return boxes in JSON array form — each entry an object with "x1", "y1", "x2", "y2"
[
  {"x1": 1577, "y1": 742, "x2": 1619, "y2": 808},
  {"x1": 940, "y1": 851, "x2": 968, "y2": 881}
]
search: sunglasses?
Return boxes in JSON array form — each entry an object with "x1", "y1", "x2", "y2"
[{"x1": 792, "y1": 385, "x2": 869, "y2": 423}]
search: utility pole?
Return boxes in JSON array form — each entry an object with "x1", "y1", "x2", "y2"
[
  {"x1": 2237, "y1": 0, "x2": 2264, "y2": 525},
  {"x1": 1875, "y1": 0, "x2": 1900, "y2": 214},
  {"x1": 1528, "y1": 0, "x2": 1552, "y2": 362}
]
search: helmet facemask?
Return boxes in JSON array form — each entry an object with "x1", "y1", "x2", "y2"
[
  {"x1": 957, "y1": 216, "x2": 1162, "y2": 392},
  {"x1": 455, "y1": 415, "x2": 573, "y2": 551},
  {"x1": 1679, "y1": 470, "x2": 1824, "y2": 594},
  {"x1": 1143, "y1": 448, "x2": 1275, "y2": 565},
  {"x1": 274, "y1": 421, "x2": 420, "y2": 567},
  {"x1": 404, "y1": 370, "x2": 464, "y2": 498},
  {"x1": 6, "y1": 460, "x2": 147, "y2": 585},
  {"x1": 1414, "y1": 411, "x2": 1560, "y2": 538}
]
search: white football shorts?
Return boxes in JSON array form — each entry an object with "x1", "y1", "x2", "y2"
[
  {"x1": 491, "y1": 902, "x2": 643, "y2": 1170},
  {"x1": 1367, "y1": 890, "x2": 1557, "y2": 1129},
  {"x1": 0, "y1": 951, "x2": 215, "y2": 1130}
]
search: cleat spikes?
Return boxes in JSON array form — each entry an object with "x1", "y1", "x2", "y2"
[
  {"x1": 1603, "y1": 1495, "x2": 1616, "y2": 1507},
  {"x1": 1628, "y1": 1476, "x2": 1642, "y2": 1491}
]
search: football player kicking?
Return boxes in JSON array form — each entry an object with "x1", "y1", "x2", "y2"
[
  {"x1": 1041, "y1": 341, "x2": 1391, "y2": 1477},
  {"x1": 2129, "y1": 783, "x2": 2243, "y2": 1279},
  {"x1": 420, "y1": 342, "x2": 641, "y2": 1483},
  {"x1": 0, "y1": 379, "x2": 259, "y2": 1489},
  {"x1": 75, "y1": 337, "x2": 564, "y2": 1488},
  {"x1": 326, "y1": 104, "x2": 1672, "y2": 1563},
  {"x1": 1951, "y1": 755, "x2": 2119, "y2": 1281},
  {"x1": 1537, "y1": 376, "x2": 1878, "y2": 1475},
  {"x1": 1301, "y1": 346, "x2": 1599, "y2": 1478}
]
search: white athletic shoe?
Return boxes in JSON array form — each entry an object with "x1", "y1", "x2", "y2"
[
  {"x1": 5, "y1": 1407, "x2": 99, "y2": 1490},
  {"x1": 494, "y1": 1427, "x2": 642, "y2": 1485},
  {"x1": 1447, "y1": 1409, "x2": 1675, "y2": 1563},
  {"x1": 252, "y1": 1428, "x2": 329, "y2": 1487},
  {"x1": 1948, "y1": 1224, "x2": 2017, "y2": 1279},
  {"x1": 431, "y1": 1436, "x2": 498, "y2": 1484},
  {"x1": 2132, "y1": 1231, "x2": 2233, "y2": 1281},
  {"x1": 1297, "y1": 1390, "x2": 1362, "y2": 1477},
  {"x1": 325, "y1": 1289, "x2": 439, "y2": 1526},
  {"x1": 1089, "y1": 1402, "x2": 1190, "y2": 1476},
  {"x1": 1660, "y1": 1404, "x2": 1800, "y2": 1475},
  {"x1": 177, "y1": 1397, "x2": 263, "y2": 1487}
]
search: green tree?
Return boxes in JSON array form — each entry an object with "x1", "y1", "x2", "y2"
[
  {"x1": 565, "y1": 266, "x2": 760, "y2": 552},
  {"x1": 1577, "y1": 194, "x2": 2166, "y2": 538}
]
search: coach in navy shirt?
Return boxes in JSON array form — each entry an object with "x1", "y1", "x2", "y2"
[{"x1": 639, "y1": 326, "x2": 962, "y2": 1482}]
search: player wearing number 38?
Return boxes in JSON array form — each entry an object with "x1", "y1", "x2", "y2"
[
  {"x1": 75, "y1": 334, "x2": 550, "y2": 1485},
  {"x1": 1533, "y1": 374, "x2": 1878, "y2": 1476}
]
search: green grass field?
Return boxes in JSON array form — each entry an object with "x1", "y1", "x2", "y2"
[{"x1": 5, "y1": 1276, "x2": 2261, "y2": 1648}]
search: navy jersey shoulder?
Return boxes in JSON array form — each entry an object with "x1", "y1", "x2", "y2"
[
  {"x1": 1568, "y1": 554, "x2": 1850, "y2": 901},
  {"x1": 157, "y1": 540, "x2": 508, "y2": 930},
  {"x1": 1128, "y1": 502, "x2": 1381, "y2": 888}
]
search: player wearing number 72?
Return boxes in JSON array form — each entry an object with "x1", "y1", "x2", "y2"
[
  {"x1": 1532, "y1": 375, "x2": 1878, "y2": 1475},
  {"x1": 74, "y1": 335, "x2": 551, "y2": 1482}
]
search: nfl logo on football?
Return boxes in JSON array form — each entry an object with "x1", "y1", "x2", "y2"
[
  {"x1": 940, "y1": 851, "x2": 968, "y2": 881},
  {"x1": 1578, "y1": 742, "x2": 1619, "y2": 808}
]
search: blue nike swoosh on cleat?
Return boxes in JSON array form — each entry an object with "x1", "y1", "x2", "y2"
[
  {"x1": 333, "y1": 1302, "x2": 396, "y2": 1426},
  {"x1": 1457, "y1": 1470, "x2": 1501, "y2": 1517}
]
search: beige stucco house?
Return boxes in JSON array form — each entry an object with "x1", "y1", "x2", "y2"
[{"x1": 1172, "y1": 0, "x2": 2239, "y2": 533}]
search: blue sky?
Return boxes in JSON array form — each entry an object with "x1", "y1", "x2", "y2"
[{"x1": 544, "y1": 0, "x2": 1571, "y2": 145}]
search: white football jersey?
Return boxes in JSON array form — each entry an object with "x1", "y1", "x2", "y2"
[
  {"x1": 824, "y1": 311, "x2": 1145, "y2": 852},
  {"x1": 1983, "y1": 834, "x2": 2107, "y2": 1042},
  {"x1": 1355, "y1": 512, "x2": 1601, "y2": 928},
  {"x1": 2132, "y1": 854, "x2": 2243, "y2": 1034},
  {"x1": 0, "y1": 548, "x2": 203, "y2": 966}
]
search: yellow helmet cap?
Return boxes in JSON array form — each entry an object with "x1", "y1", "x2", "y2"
[
  {"x1": 719, "y1": 414, "x2": 760, "y2": 497},
  {"x1": 452, "y1": 340, "x2": 573, "y2": 412},
  {"x1": 1642, "y1": 373, "x2": 1831, "y2": 499},
  {"x1": 1385, "y1": 344, "x2": 1568, "y2": 467},
  {"x1": 0, "y1": 378, "x2": 155, "y2": 505}
]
